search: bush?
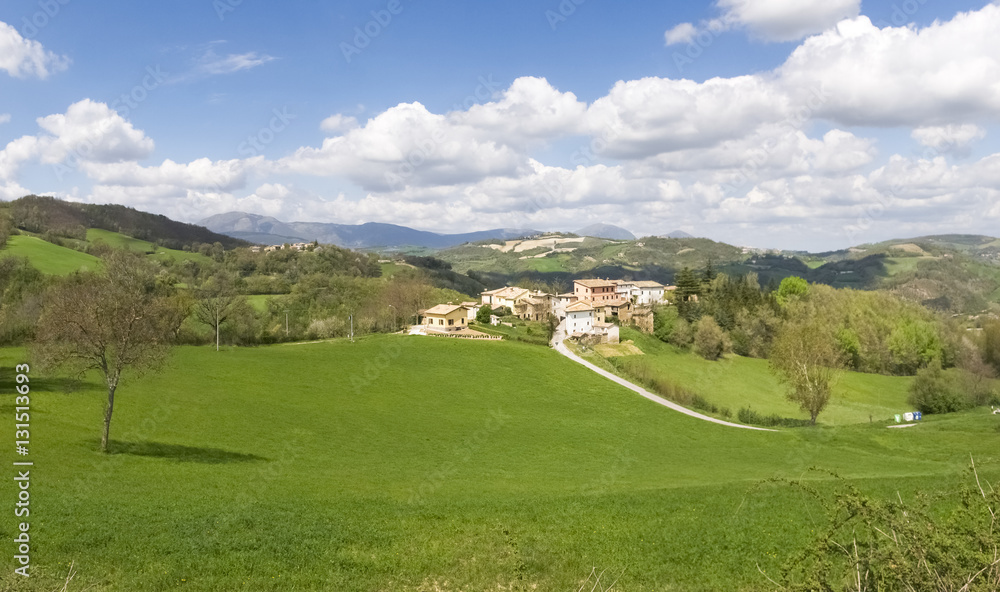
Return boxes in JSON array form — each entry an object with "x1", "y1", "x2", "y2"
[
  {"x1": 737, "y1": 407, "x2": 812, "y2": 428},
  {"x1": 907, "y1": 358, "x2": 966, "y2": 414},
  {"x1": 475, "y1": 304, "x2": 492, "y2": 324},
  {"x1": 668, "y1": 317, "x2": 693, "y2": 349},
  {"x1": 694, "y1": 315, "x2": 726, "y2": 360}
]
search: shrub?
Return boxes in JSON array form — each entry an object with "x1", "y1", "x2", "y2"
[
  {"x1": 907, "y1": 358, "x2": 965, "y2": 414},
  {"x1": 668, "y1": 318, "x2": 693, "y2": 349},
  {"x1": 694, "y1": 315, "x2": 726, "y2": 361}
]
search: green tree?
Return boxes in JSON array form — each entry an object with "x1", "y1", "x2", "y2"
[
  {"x1": 476, "y1": 303, "x2": 492, "y2": 324},
  {"x1": 775, "y1": 276, "x2": 808, "y2": 307},
  {"x1": 769, "y1": 314, "x2": 843, "y2": 425},
  {"x1": 34, "y1": 251, "x2": 180, "y2": 452},
  {"x1": 983, "y1": 319, "x2": 1000, "y2": 373},
  {"x1": 694, "y1": 315, "x2": 726, "y2": 361},
  {"x1": 908, "y1": 357, "x2": 964, "y2": 414}
]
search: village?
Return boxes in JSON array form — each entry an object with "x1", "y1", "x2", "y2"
[{"x1": 410, "y1": 278, "x2": 675, "y2": 344}]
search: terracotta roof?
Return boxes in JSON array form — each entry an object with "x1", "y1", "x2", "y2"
[
  {"x1": 487, "y1": 286, "x2": 530, "y2": 300},
  {"x1": 633, "y1": 281, "x2": 664, "y2": 288},
  {"x1": 603, "y1": 298, "x2": 631, "y2": 306},
  {"x1": 424, "y1": 304, "x2": 465, "y2": 316},
  {"x1": 566, "y1": 301, "x2": 594, "y2": 312},
  {"x1": 574, "y1": 279, "x2": 617, "y2": 288},
  {"x1": 460, "y1": 301, "x2": 478, "y2": 307}
]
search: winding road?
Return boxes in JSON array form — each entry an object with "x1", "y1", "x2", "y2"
[{"x1": 551, "y1": 322, "x2": 777, "y2": 432}]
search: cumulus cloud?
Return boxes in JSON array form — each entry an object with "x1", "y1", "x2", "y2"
[
  {"x1": 717, "y1": 0, "x2": 861, "y2": 42},
  {"x1": 0, "y1": 100, "x2": 157, "y2": 186},
  {"x1": 777, "y1": 6, "x2": 1000, "y2": 126},
  {"x1": 277, "y1": 101, "x2": 527, "y2": 191},
  {"x1": 451, "y1": 77, "x2": 587, "y2": 144},
  {"x1": 912, "y1": 124, "x2": 986, "y2": 155},
  {"x1": 0, "y1": 21, "x2": 70, "y2": 78},
  {"x1": 586, "y1": 75, "x2": 790, "y2": 158},
  {"x1": 665, "y1": 0, "x2": 860, "y2": 46}
]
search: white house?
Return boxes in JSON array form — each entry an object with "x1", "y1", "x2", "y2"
[
  {"x1": 632, "y1": 281, "x2": 666, "y2": 305},
  {"x1": 565, "y1": 301, "x2": 594, "y2": 335},
  {"x1": 617, "y1": 280, "x2": 666, "y2": 305}
]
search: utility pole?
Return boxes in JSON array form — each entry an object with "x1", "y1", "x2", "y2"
[
  {"x1": 350, "y1": 314, "x2": 354, "y2": 342},
  {"x1": 284, "y1": 309, "x2": 289, "y2": 336}
]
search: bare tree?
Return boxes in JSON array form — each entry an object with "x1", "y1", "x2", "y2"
[
  {"x1": 193, "y1": 273, "x2": 244, "y2": 351},
  {"x1": 34, "y1": 250, "x2": 179, "y2": 452}
]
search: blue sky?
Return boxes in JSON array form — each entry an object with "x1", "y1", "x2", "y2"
[{"x1": 2, "y1": 0, "x2": 999, "y2": 250}]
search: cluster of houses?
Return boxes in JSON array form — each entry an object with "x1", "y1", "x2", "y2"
[
  {"x1": 249, "y1": 242, "x2": 316, "y2": 253},
  {"x1": 416, "y1": 278, "x2": 674, "y2": 343}
]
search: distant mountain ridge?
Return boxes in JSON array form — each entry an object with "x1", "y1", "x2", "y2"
[
  {"x1": 200, "y1": 211, "x2": 540, "y2": 250},
  {"x1": 574, "y1": 223, "x2": 635, "y2": 240}
]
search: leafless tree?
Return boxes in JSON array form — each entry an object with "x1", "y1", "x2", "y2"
[
  {"x1": 34, "y1": 250, "x2": 180, "y2": 452},
  {"x1": 193, "y1": 273, "x2": 245, "y2": 351}
]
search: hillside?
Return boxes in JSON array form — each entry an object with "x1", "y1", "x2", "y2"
[
  {"x1": 4, "y1": 195, "x2": 248, "y2": 250},
  {"x1": 4, "y1": 336, "x2": 996, "y2": 591},
  {"x1": 200, "y1": 211, "x2": 540, "y2": 249}
]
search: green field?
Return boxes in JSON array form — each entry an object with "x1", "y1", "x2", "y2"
[
  {"x1": 2, "y1": 337, "x2": 998, "y2": 591},
  {"x1": 585, "y1": 328, "x2": 914, "y2": 425},
  {"x1": 87, "y1": 229, "x2": 214, "y2": 265},
  {"x1": 0, "y1": 235, "x2": 101, "y2": 275}
]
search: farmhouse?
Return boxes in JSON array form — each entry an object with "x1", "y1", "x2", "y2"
[
  {"x1": 481, "y1": 286, "x2": 530, "y2": 309},
  {"x1": 421, "y1": 304, "x2": 470, "y2": 331},
  {"x1": 514, "y1": 294, "x2": 553, "y2": 321},
  {"x1": 565, "y1": 301, "x2": 595, "y2": 335},
  {"x1": 573, "y1": 279, "x2": 618, "y2": 303}
]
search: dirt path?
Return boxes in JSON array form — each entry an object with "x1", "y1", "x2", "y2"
[{"x1": 551, "y1": 323, "x2": 777, "y2": 432}]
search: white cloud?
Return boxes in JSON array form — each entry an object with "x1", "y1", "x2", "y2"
[
  {"x1": 717, "y1": 0, "x2": 861, "y2": 42},
  {"x1": 777, "y1": 6, "x2": 1000, "y2": 126},
  {"x1": 664, "y1": 22, "x2": 698, "y2": 45},
  {"x1": 277, "y1": 101, "x2": 526, "y2": 191},
  {"x1": 196, "y1": 50, "x2": 276, "y2": 76},
  {"x1": 586, "y1": 75, "x2": 790, "y2": 158},
  {"x1": 0, "y1": 20, "x2": 69, "y2": 79},
  {"x1": 319, "y1": 114, "x2": 358, "y2": 134},
  {"x1": 170, "y1": 44, "x2": 277, "y2": 83},
  {"x1": 0, "y1": 113, "x2": 10, "y2": 124},
  {"x1": 451, "y1": 77, "x2": 587, "y2": 145},
  {"x1": 79, "y1": 157, "x2": 259, "y2": 192},
  {"x1": 36, "y1": 99, "x2": 155, "y2": 164},
  {"x1": 666, "y1": 0, "x2": 859, "y2": 46},
  {"x1": 911, "y1": 124, "x2": 986, "y2": 155}
]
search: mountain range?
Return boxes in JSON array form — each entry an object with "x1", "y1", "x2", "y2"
[{"x1": 201, "y1": 212, "x2": 649, "y2": 249}]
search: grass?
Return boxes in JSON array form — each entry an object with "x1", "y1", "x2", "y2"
[
  {"x1": 0, "y1": 235, "x2": 100, "y2": 275},
  {"x1": 586, "y1": 327, "x2": 913, "y2": 426},
  {"x1": 1, "y1": 336, "x2": 997, "y2": 591},
  {"x1": 245, "y1": 294, "x2": 272, "y2": 313},
  {"x1": 87, "y1": 228, "x2": 214, "y2": 265},
  {"x1": 522, "y1": 256, "x2": 567, "y2": 272}
]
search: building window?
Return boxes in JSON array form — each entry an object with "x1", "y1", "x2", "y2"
[{"x1": 448, "y1": 319, "x2": 454, "y2": 326}]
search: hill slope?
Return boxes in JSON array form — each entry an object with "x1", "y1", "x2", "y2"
[
  {"x1": 5, "y1": 336, "x2": 995, "y2": 591},
  {"x1": 5, "y1": 195, "x2": 247, "y2": 250}
]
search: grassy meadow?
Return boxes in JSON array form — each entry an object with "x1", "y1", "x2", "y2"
[
  {"x1": 584, "y1": 328, "x2": 915, "y2": 426},
  {"x1": 1, "y1": 335, "x2": 998, "y2": 591},
  {"x1": 1, "y1": 235, "x2": 100, "y2": 275}
]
